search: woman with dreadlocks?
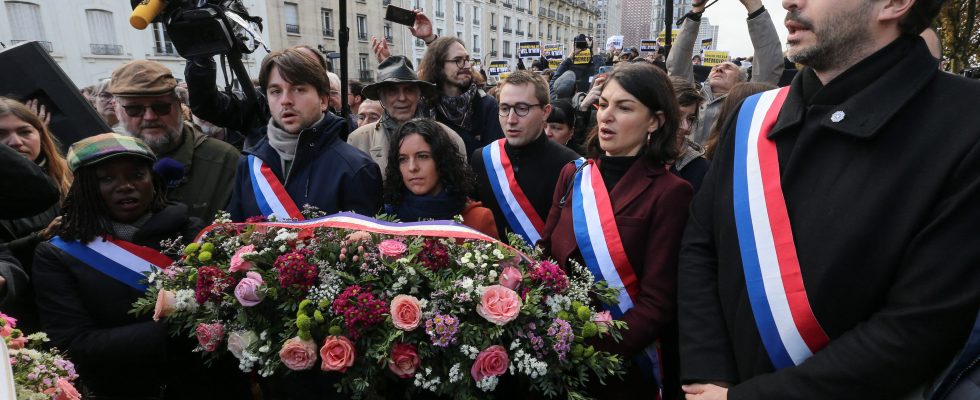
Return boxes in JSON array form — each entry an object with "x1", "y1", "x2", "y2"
[{"x1": 32, "y1": 133, "x2": 248, "y2": 399}]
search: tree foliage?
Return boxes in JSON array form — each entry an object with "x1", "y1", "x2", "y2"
[{"x1": 937, "y1": 0, "x2": 979, "y2": 72}]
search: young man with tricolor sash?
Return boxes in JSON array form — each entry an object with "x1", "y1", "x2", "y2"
[
  {"x1": 678, "y1": 0, "x2": 980, "y2": 397},
  {"x1": 469, "y1": 71, "x2": 580, "y2": 246},
  {"x1": 226, "y1": 48, "x2": 383, "y2": 222}
]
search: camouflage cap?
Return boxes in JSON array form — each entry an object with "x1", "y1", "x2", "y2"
[
  {"x1": 67, "y1": 133, "x2": 157, "y2": 172},
  {"x1": 108, "y1": 60, "x2": 177, "y2": 96}
]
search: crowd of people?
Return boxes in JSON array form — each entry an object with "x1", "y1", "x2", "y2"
[{"x1": 1, "y1": 0, "x2": 978, "y2": 397}]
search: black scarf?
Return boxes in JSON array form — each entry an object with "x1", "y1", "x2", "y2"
[{"x1": 437, "y1": 84, "x2": 479, "y2": 130}]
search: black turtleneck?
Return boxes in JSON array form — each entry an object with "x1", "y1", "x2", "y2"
[
  {"x1": 470, "y1": 133, "x2": 581, "y2": 239},
  {"x1": 599, "y1": 155, "x2": 640, "y2": 192}
]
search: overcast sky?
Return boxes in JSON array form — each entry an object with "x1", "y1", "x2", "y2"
[{"x1": 700, "y1": 0, "x2": 790, "y2": 57}]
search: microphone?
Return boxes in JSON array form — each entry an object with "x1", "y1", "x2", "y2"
[
  {"x1": 130, "y1": 0, "x2": 167, "y2": 30},
  {"x1": 153, "y1": 157, "x2": 185, "y2": 188}
]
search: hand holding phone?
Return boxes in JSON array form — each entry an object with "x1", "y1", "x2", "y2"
[{"x1": 385, "y1": 5, "x2": 416, "y2": 27}]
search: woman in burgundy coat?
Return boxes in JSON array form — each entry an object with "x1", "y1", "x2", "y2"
[{"x1": 539, "y1": 63, "x2": 693, "y2": 400}]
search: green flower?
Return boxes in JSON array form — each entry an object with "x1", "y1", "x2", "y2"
[
  {"x1": 581, "y1": 322, "x2": 598, "y2": 338},
  {"x1": 328, "y1": 325, "x2": 343, "y2": 335},
  {"x1": 296, "y1": 314, "x2": 312, "y2": 331},
  {"x1": 183, "y1": 243, "x2": 200, "y2": 255},
  {"x1": 314, "y1": 310, "x2": 325, "y2": 323},
  {"x1": 201, "y1": 242, "x2": 215, "y2": 253},
  {"x1": 198, "y1": 251, "x2": 212, "y2": 263},
  {"x1": 576, "y1": 306, "x2": 591, "y2": 321}
]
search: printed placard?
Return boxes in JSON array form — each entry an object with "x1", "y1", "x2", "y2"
[
  {"x1": 702, "y1": 50, "x2": 730, "y2": 66},
  {"x1": 488, "y1": 60, "x2": 510, "y2": 76},
  {"x1": 640, "y1": 39, "x2": 658, "y2": 52},
  {"x1": 543, "y1": 44, "x2": 564, "y2": 60},
  {"x1": 518, "y1": 41, "x2": 542, "y2": 58}
]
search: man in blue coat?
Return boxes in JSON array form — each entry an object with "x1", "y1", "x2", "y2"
[{"x1": 226, "y1": 48, "x2": 382, "y2": 222}]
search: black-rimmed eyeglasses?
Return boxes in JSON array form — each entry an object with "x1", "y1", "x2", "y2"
[
  {"x1": 498, "y1": 103, "x2": 542, "y2": 118},
  {"x1": 120, "y1": 103, "x2": 174, "y2": 117},
  {"x1": 444, "y1": 57, "x2": 474, "y2": 68}
]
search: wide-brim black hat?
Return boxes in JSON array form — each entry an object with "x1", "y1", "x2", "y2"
[{"x1": 362, "y1": 56, "x2": 439, "y2": 100}]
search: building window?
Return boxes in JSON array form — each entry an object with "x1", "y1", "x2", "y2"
[
  {"x1": 503, "y1": 40, "x2": 511, "y2": 57},
  {"x1": 435, "y1": 0, "x2": 444, "y2": 17},
  {"x1": 473, "y1": 34, "x2": 480, "y2": 53},
  {"x1": 359, "y1": 53, "x2": 372, "y2": 81},
  {"x1": 86, "y1": 9, "x2": 121, "y2": 55},
  {"x1": 321, "y1": 8, "x2": 334, "y2": 37},
  {"x1": 6, "y1": 1, "x2": 48, "y2": 49},
  {"x1": 152, "y1": 22, "x2": 175, "y2": 56},
  {"x1": 473, "y1": 6, "x2": 480, "y2": 24},
  {"x1": 384, "y1": 22, "x2": 394, "y2": 43},
  {"x1": 357, "y1": 14, "x2": 368, "y2": 40},
  {"x1": 455, "y1": 1, "x2": 463, "y2": 21},
  {"x1": 284, "y1": 2, "x2": 299, "y2": 34},
  {"x1": 490, "y1": 38, "x2": 496, "y2": 55}
]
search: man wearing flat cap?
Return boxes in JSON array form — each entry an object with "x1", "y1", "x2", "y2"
[
  {"x1": 347, "y1": 56, "x2": 466, "y2": 175},
  {"x1": 109, "y1": 60, "x2": 240, "y2": 223}
]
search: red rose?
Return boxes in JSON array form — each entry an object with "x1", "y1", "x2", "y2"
[{"x1": 388, "y1": 343, "x2": 420, "y2": 378}]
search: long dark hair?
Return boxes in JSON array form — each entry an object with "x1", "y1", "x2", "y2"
[
  {"x1": 0, "y1": 97, "x2": 72, "y2": 198},
  {"x1": 59, "y1": 157, "x2": 168, "y2": 243},
  {"x1": 585, "y1": 62, "x2": 680, "y2": 165},
  {"x1": 382, "y1": 119, "x2": 475, "y2": 205}
]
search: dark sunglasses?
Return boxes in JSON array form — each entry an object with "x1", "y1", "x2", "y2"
[{"x1": 121, "y1": 103, "x2": 174, "y2": 117}]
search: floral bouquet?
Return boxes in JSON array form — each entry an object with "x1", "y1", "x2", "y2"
[
  {"x1": 1, "y1": 312, "x2": 80, "y2": 400},
  {"x1": 133, "y1": 212, "x2": 626, "y2": 398}
]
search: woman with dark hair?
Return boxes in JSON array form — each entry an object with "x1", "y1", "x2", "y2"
[
  {"x1": 539, "y1": 62, "x2": 693, "y2": 399},
  {"x1": 703, "y1": 81, "x2": 776, "y2": 159},
  {"x1": 668, "y1": 77, "x2": 710, "y2": 192},
  {"x1": 0, "y1": 97, "x2": 73, "y2": 330},
  {"x1": 32, "y1": 133, "x2": 247, "y2": 399},
  {"x1": 383, "y1": 118, "x2": 497, "y2": 238},
  {"x1": 545, "y1": 99, "x2": 576, "y2": 147}
]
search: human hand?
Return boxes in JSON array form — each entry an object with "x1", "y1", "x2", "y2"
[
  {"x1": 683, "y1": 383, "x2": 729, "y2": 400},
  {"x1": 410, "y1": 10, "x2": 435, "y2": 43},
  {"x1": 580, "y1": 76, "x2": 606, "y2": 112},
  {"x1": 39, "y1": 216, "x2": 62, "y2": 241},
  {"x1": 371, "y1": 37, "x2": 391, "y2": 63},
  {"x1": 26, "y1": 98, "x2": 50, "y2": 125}
]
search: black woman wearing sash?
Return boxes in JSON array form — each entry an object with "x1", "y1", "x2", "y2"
[
  {"x1": 32, "y1": 134, "x2": 248, "y2": 399},
  {"x1": 539, "y1": 63, "x2": 694, "y2": 400}
]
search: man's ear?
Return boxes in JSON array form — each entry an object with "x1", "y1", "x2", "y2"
[{"x1": 878, "y1": 0, "x2": 916, "y2": 24}]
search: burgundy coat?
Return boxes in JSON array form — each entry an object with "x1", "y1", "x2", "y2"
[{"x1": 539, "y1": 157, "x2": 693, "y2": 399}]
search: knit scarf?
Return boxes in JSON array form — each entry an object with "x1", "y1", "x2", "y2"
[
  {"x1": 110, "y1": 213, "x2": 152, "y2": 242},
  {"x1": 437, "y1": 84, "x2": 479, "y2": 129},
  {"x1": 267, "y1": 116, "x2": 324, "y2": 172}
]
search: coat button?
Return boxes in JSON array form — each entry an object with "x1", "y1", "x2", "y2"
[{"x1": 831, "y1": 111, "x2": 845, "y2": 123}]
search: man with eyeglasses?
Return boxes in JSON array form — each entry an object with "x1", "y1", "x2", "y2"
[
  {"x1": 470, "y1": 71, "x2": 579, "y2": 246},
  {"x1": 108, "y1": 60, "x2": 239, "y2": 223}
]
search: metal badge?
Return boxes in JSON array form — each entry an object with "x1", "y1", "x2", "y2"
[{"x1": 831, "y1": 111, "x2": 846, "y2": 123}]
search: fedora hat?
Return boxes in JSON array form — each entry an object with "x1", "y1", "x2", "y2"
[{"x1": 362, "y1": 56, "x2": 439, "y2": 100}]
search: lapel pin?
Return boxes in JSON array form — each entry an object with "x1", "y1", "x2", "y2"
[{"x1": 831, "y1": 111, "x2": 846, "y2": 123}]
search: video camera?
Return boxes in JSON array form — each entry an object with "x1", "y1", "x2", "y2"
[{"x1": 129, "y1": 0, "x2": 266, "y2": 59}]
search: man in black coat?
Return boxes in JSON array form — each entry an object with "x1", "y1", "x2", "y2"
[{"x1": 678, "y1": 0, "x2": 980, "y2": 397}]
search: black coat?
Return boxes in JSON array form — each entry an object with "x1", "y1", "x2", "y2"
[
  {"x1": 678, "y1": 36, "x2": 980, "y2": 399},
  {"x1": 469, "y1": 133, "x2": 581, "y2": 242},
  {"x1": 0, "y1": 144, "x2": 58, "y2": 219},
  {"x1": 436, "y1": 91, "x2": 504, "y2": 157},
  {"x1": 32, "y1": 203, "x2": 248, "y2": 399}
]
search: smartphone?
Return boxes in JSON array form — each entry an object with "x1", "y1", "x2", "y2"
[
  {"x1": 597, "y1": 66, "x2": 613, "y2": 75},
  {"x1": 385, "y1": 5, "x2": 416, "y2": 27}
]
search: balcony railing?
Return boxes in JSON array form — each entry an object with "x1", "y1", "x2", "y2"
[
  {"x1": 503, "y1": 52, "x2": 512, "y2": 58},
  {"x1": 517, "y1": 6, "x2": 525, "y2": 12},
  {"x1": 548, "y1": 10, "x2": 555, "y2": 18},
  {"x1": 359, "y1": 70, "x2": 374, "y2": 82},
  {"x1": 539, "y1": 7, "x2": 547, "y2": 15},
  {"x1": 154, "y1": 43, "x2": 176, "y2": 56},
  {"x1": 456, "y1": 15, "x2": 464, "y2": 22},
  {"x1": 490, "y1": 25, "x2": 497, "y2": 31},
  {"x1": 473, "y1": 47, "x2": 481, "y2": 53},
  {"x1": 489, "y1": 0, "x2": 496, "y2": 3},
  {"x1": 358, "y1": 32, "x2": 369, "y2": 40},
  {"x1": 527, "y1": 31, "x2": 533, "y2": 38},
  {"x1": 503, "y1": 28, "x2": 512, "y2": 33},
  {"x1": 90, "y1": 43, "x2": 123, "y2": 55},
  {"x1": 565, "y1": 16, "x2": 571, "y2": 23},
  {"x1": 490, "y1": 50, "x2": 497, "y2": 56},
  {"x1": 474, "y1": 18, "x2": 480, "y2": 25},
  {"x1": 502, "y1": 1, "x2": 512, "y2": 8},
  {"x1": 557, "y1": 12, "x2": 563, "y2": 20},
  {"x1": 435, "y1": 11, "x2": 445, "y2": 18},
  {"x1": 285, "y1": 24, "x2": 299, "y2": 34},
  {"x1": 516, "y1": 30, "x2": 524, "y2": 36},
  {"x1": 547, "y1": 34, "x2": 552, "y2": 40},
  {"x1": 323, "y1": 28, "x2": 334, "y2": 37}
]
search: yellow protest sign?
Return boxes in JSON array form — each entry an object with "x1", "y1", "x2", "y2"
[
  {"x1": 548, "y1": 60, "x2": 562, "y2": 70},
  {"x1": 573, "y1": 49, "x2": 592, "y2": 65},
  {"x1": 702, "y1": 50, "x2": 730, "y2": 66},
  {"x1": 657, "y1": 30, "x2": 678, "y2": 43}
]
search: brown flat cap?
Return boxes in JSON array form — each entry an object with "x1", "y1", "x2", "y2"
[{"x1": 108, "y1": 60, "x2": 177, "y2": 96}]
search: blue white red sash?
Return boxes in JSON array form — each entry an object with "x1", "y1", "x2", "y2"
[
  {"x1": 50, "y1": 236, "x2": 172, "y2": 292},
  {"x1": 482, "y1": 139, "x2": 544, "y2": 245},
  {"x1": 732, "y1": 86, "x2": 830, "y2": 369},
  {"x1": 569, "y1": 158, "x2": 662, "y2": 388},
  {"x1": 247, "y1": 154, "x2": 304, "y2": 220}
]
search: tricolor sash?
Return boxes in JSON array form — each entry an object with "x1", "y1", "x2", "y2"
[
  {"x1": 247, "y1": 154, "x2": 304, "y2": 220},
  {"x1": 732, "y1": 86, "x2": 830, "y2": 369},
  {"x1": 50, "y1": 236, "x2": 172, "y2": 291},
  {"x1": 569, "y1": 158, "x2": 663, "y2": 387},
  {"x1": 482, "y1": 139, "x2": 544, "y2": 245}
]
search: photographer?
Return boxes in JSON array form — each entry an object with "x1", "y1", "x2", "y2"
[{"x1": 550, "y1": 34, "x2": 604, "y2": 94}]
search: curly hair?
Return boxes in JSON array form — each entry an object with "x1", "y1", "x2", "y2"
[
  {"x1": 59, "y1": 157, "x2": 168, "y2": 243},
  {"x1": 585, "y1": 63, "x2": 680, "y2": 165},
  {"x1": 0, "y1": 96, "x2": 72, "y2": 198},
  {"x1": 382, "y1": 118, "x2": 475, "y2": 205},
  {"x1": 418, "y1": 36, "x2": 467, "y2": 91}
]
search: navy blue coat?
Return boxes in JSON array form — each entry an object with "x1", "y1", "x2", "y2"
[{"x1": 227, "y1": 114, "x2": 383, "y2": 221}]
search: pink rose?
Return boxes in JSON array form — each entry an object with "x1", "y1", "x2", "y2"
[
  {"x1": 320, "y1": 336, "x2": 356, "y2": 372},
  {"x1": 229, "y1": 245, "x2": 255, "y2": 272},
  {"x1": 594, "y1": 310, "x2": 613, "y2": 327},
  {"x1": 0, "y1": 313, "x2": 16, "y2": 337},
  {"x1": 476, "y1": 285, "x2": 523, "y2": 326},
  {"x1": 498, "y1": 266, "x2": 522, "y2": 290},
  {"x1": 470, "y1": 345, "x2": 509, "y2": 382},
  {"x1": 234, "y1": 272, "x2": 266, "y2": 307},
  {"x1": 7, "y1": 335, "x2": 26, "y2": 350},
  {"x1": 389, "y1": 294, "x2": 422, "y2": 331},
  {"x1": 152, "y1": 290, "x2": 177, "y2": 322},
  {"x1": 279, "y1": 337, "x2": 318, "y2": 370},
  {"x1": 195, "y1": 322, "x2": 225, "y2": 352},
  {"x1": 377, "y1": 239, "x2": 407, "y2": 258},
  {"x1": 388, "y1": 343, "x2": 420, "y2": 378},
  {"x1": 43, "y1": 378, "x2": 81, "y2": 400}
]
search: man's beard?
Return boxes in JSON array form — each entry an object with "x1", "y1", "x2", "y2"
[
  {"x1": 129, "y1": 116, "x2": 183, "y2": 155},
  {"x1": 785, "y1": 5, "x2": 874, "y2": 72}
]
